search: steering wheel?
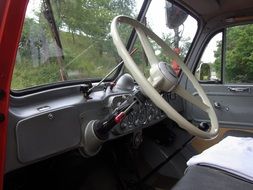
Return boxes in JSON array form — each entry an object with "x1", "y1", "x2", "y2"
[{"x1": 111, "y1": 16, "x2": 218, "y2": 139}]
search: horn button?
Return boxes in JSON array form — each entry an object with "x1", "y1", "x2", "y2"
[{"x1": 148, "y1": 62, "x2": 178, "y2": 92}]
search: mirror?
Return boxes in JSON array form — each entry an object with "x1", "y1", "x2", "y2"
[
  {"x1": 165, "y1": 1, "x2": 188, "y2": 29},
  {"x1": 199, "y1": 63, "x2": 211, "y2": 80}
]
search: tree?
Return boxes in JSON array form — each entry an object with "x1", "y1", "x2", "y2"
[
  {"x1": 214, "y1": 25, "x2": 253, "y2": 83},
  {"x1": 50, "y1": 0, "x2": 135, "y2": 60},
  {"x1": 51, "y1": 0, "x2": 135, "y2": 39}
]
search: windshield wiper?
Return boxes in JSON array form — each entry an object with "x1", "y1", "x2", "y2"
[{"x1": 42, "y1": 0, "x2": 67, "y2": 81}]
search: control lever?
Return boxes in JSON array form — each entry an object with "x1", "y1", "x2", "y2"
[
  {"x1": 94, "y1": 100, "x2": 137, "y2": 140},
  {"x1": 81, "y1": 99, "x2": 137, "y2": 157},
  {"x1": 94, "y1": 89, "x2": 146, "y2": 140},
  {"x1": 81, "y1": 90, "x2": 145, "y2": 157}
]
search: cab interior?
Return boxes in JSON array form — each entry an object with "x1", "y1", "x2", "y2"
[{"x1": 1, "y1": 0, "x2": 253, "y2": 189}]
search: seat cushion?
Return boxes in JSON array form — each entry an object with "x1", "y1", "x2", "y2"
[
  {"x1": 187, "y1": 136, "x2": 253, "y2": 180},
  {"x1": 172, "y1": 165, "x2": 253, "y2": 190}
]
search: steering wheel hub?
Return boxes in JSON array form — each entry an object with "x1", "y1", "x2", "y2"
[{"x1": 149, "y1": 62, "x2": 178, "y2": 92}]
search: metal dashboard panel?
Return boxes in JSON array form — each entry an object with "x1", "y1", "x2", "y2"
[{"x1": 16, "y1": 106, "x2": 80, "y2": 163}]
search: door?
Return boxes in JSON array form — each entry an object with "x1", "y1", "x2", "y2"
[{"x1": 186, "y1": 25, "x2": 253, "y2": 152}]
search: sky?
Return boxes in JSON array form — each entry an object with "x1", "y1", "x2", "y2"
[
  {"x1": 136, "y1": 0, "x2": 218, "y2": 63},
  {"x1": 201, "y1": 33, "x2": 222, "y2": 63},
  {"x1": 144, "y1": 0, "x2": 197, "y2": 41},
  {"x1": 26, "y1": 0, "x2": 41, "y2": 21}
]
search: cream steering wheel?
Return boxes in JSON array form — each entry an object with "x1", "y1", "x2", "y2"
[{"x1": 111, "y1": 16, "x2": 218, "y2": 139}]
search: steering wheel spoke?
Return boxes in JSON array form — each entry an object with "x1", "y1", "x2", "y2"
[
  {"x1": 136, "y1": 28, "x2": 159, "y2": 66},
  {"x1": 174, "y1": 85, "x2": 210, "y2": 112}
]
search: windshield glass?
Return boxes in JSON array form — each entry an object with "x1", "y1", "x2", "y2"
[
  {"x1": 131, "y1": 0, "x2": 198, "y2": 77},
  {"x1": 12, "y1": 0, "x2": 143, "y2": 90}
]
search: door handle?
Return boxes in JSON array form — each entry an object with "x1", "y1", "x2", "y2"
[{"x1": 228, "y1": 87, "x2": 250, "y2": 92}]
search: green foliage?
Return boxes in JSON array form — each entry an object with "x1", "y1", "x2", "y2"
[
  {"x1": 213, "y1": 40, "x2": 222, "y2": 79},
  {"x1": 61, "y1": 31, "x2": 116, "y2": 78},
  {"x1": 214, "y1": 24, "x2": 253, "y2": 83},
  {"x1": 11, "y1": 0, "x2": 136, "y2": 90},
  {"x1": 226, "y1": 25, "x2": 253, "y2": 83},
  {"x1": 199, "y1": 63, "x2": 211, "y2": 80},
  {"x1": 12, "y1": 0, "x2": 196, "y2": 90},
  {"x1": 52, "y1": 0, "x2": 135, "y2": 39},
  {"x1": 12, "y1": 61, "x2": 60, "y2": 90}
]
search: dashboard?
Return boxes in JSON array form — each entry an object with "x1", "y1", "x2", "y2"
[{"x1": 6, "y1": 75, "x2": 182, "y2": 173}]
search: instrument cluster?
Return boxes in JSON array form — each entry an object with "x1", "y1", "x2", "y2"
[{"x1": 111, "y1": 94, "x2": 170, "y2": 136}]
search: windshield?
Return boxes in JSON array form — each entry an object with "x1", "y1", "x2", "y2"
[
  {"x1": 11, "y1": 0, "x2": 198, "y2": 90},
  {"x1": 131, "y1": 0, "x2": 198, "y2": 77},
  {"x1": 12, "y1": 0, "x2": 143, "y2": 90}
]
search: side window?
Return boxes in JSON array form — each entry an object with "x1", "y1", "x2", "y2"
[
  {"x1": 195, "y1": 32, "x2": 222, "y2": 82},
  {"x1": 196, "y1": 24, "x2": 253, "y2": 84},
  {"x1": 12, "y1": 0, "x2": 142, "y2": 90},
  {"x1": 225, "y1": 25, "x2": 253, "y2": 83}
]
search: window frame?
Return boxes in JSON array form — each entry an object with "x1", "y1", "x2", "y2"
[{"x1": 195, "y1": 22, "x2": 253, "y2": 85}]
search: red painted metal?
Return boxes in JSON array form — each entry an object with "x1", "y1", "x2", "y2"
[{"x1": 0, "y1": 0, "x2": 28, "y2": 189}]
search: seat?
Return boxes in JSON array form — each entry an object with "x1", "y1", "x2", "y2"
[
  {"x1": 172, "y1": 165, "x2": 253, "y2": 190},
  {"x1": 173, "y1": 131, "x2": 253, "y2": 190}
]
